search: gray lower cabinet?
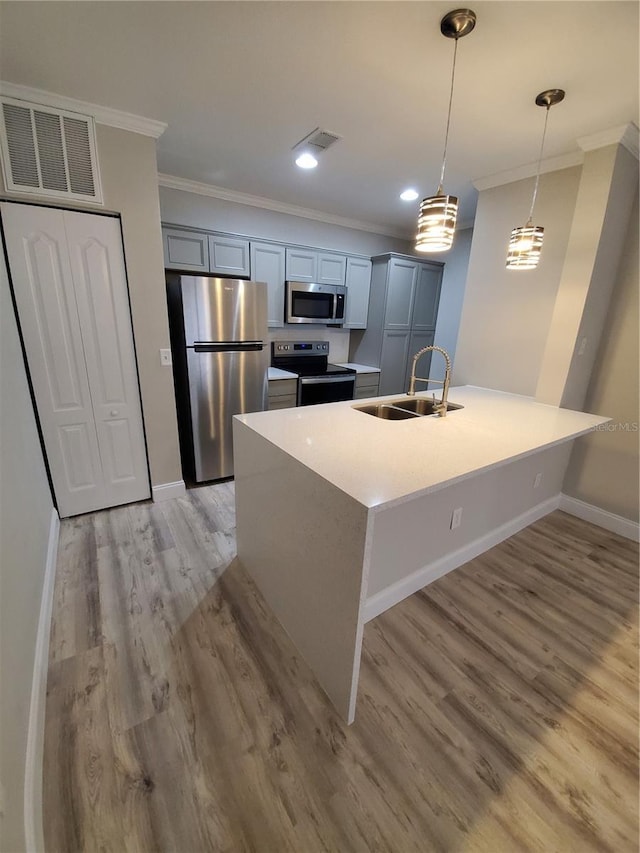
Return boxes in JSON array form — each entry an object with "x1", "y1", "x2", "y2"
[
  {"x1": 403, "y1": 330, "x2": 435, "y2": 393},
  {"x1": 268, "y1": 378, "x2": 297, "y2": 410},
  {"x1": 344, "y1": 257, "x2": 372, "y2": 329},
  {"x1": 379, "y1": 330, "x2": 411, "y2": 396},
  {"x1": 251, "y1": 241, "x2": 286, "y2": 327},
  {"x1": 354, "y1": 371, "x2": 380, "y2": 399},
  {"x1": 350, "y1": 252, "x2": 443, "y2": 396}
]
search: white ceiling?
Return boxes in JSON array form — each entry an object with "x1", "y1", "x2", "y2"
[{"x1": 0, "y1": 1, "x2": 638, "y2": 237}]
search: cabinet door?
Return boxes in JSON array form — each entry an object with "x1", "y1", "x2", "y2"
[
  {"x1": 383, "y1": 258, "x2": 418, "y2": 329},
  {"x1": 66, "y1": 212, "x2": 151, "y2": 510},
  {"x1": 379, "y1": 330, "x2": 410, "y2": 396},
  {"x1": 344, "y1": 257, "x2": 372, "y2": 329},
  {"x1": 412, "y1": 264, "x2": 442, "y2": 330},
  {"x1": 317, "y1": 252, "x2": 346, "y2": 286},
  {"x1": 163, "y1": 227, "x2": 210, "y2": 272},
  {"x1": 251, "y1": 241, "x2": 286, "y2": 328},
  {"x1": 404, "y1": 330, "x2": 435, "y2": 394},
  {"x1": 208, "y1": 235, "x2": 250, "y2": 277},
  {"x1": 285, "y1": 247, "x2": 317, "y2": 282}
]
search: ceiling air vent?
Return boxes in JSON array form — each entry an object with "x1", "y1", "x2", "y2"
[
  {"x1": 292, "y1": 127, "x2": 342, "y2": 158},
  {"x1": 0, "y1": 97, "x2": 103, "y2": 204}
]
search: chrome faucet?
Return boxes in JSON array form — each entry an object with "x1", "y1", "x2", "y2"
[{"x1": 407, "y1": 345, "x2": 452, "y2": 417}]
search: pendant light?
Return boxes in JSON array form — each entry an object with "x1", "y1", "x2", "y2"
[
  {"x1": 506, "y1": 88, "x2": 565, "y2": 270},
  {"x1": 416, "y1": 8, "x2": 476, "y2": 254}
]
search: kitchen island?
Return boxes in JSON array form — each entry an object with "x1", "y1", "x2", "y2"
[{"x1": 233, "y1": 386, "x2": 608, "y2": 722}]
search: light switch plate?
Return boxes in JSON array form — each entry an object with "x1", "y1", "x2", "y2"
[{"x1": 160, "y1": 348, "x2": 172, "y2": 366}]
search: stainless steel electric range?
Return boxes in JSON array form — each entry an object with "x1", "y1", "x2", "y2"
[{"x1": 271, "y1": 340, "x2": 356, "y2": 406}]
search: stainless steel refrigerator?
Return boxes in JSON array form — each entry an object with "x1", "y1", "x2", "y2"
[{"x1": 166, "y1": 274, "x2": 268, "y2": 482}]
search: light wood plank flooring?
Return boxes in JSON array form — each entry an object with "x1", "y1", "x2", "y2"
[{"x1": 44, "y1": 483, "x2": 639, "y2": 852}]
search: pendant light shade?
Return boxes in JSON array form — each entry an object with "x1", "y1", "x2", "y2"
[
  {"x1": 506, "y1": 88, "x2": 565, "y2": 270},
  {"x1": 506, "y1": 224, "x2": 544, "y2": 269},
  {"x1": 415, "y1": 8, "x2": 476, "y2": 254},
  {"x1": 416, "y1": 193, "x2": 458, "y2": 252}
]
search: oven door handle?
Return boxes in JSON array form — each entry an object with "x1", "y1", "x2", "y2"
[{"x1": 299, "y1": 375, "x2": 355, "y2": 385}]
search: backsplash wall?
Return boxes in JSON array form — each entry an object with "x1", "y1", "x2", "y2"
[{"x1": 267, "y1": 327, "x2": 351, "y2": 363}]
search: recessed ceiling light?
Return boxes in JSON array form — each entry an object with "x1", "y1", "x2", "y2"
[
  {"x1": 400, "y1": 189, "x2": 419, "y2": 201},
  {"x1": 295, "y1": 152, "x2": 318, "y2": 169}
]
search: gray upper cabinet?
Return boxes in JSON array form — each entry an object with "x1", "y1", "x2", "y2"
[
  {"x1": 349, "y1": 252, "x2": 444, "y2": 396},
  {"x1": 344, "y1": 256, "x2": 372, "y2": 329},
  {"x1": 286, "y1": 248, "x2": 347, "y2": 286},
  {"x1": 383, "y1": 258, "x2": 418, "y2": 329},
  {"x1": 317, "y1": 252, "x2": 346, "y2": 286},
  {"x1": 208, "y1": 235, "x2": 250, "y2": 277},
  {"x1": 163, "y1": 227, "x2": 210, "y2": 272},
  {"x1": 286, "y1": 248, "x2": 317, "y2": 282},
  {"x1": 251, "y1": 241, "x2": 286, "y2": 328}
]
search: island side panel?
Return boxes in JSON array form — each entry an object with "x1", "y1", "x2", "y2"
[
  {"x1": 365, "y1": 442, "x2": 572, "y2": 614},
  {"x1": 233, "y1": 419, "x2": 371, "y2": 723}
]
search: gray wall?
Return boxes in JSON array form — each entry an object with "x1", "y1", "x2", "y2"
[
  {"x1": 453, "y1": 166, "x2": 582, "y2": 393},
  {"x1": 159, "y1": 185, "x2": 412, "y2": 257},
  {"x1": 563, "y1": 188, "x2": 639, "y2": 522},
  {"x1": 432, "y1": 227, "x2": 473, "y2": 382},
  {"x1": 0, "y1": 251, "x2": 53, "y2": 852}
]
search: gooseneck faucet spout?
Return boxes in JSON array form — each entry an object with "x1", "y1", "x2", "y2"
[{"x1": 407, "y1": 345, "x2": 452, "y2": 416}]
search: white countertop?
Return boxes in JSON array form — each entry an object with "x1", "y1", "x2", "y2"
[
  {"x1": 235, "y1": 386, "x2": 609, "y2": 511},
  {"x1": 268, "y1": 367, "x2": 298, "y2": 380},
  {"x1": 335, "y1": 362, "x2": 381, "y2": 373}
]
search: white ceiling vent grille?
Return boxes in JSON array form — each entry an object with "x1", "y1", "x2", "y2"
[
  {"x1": 292, "y1": 127, "x2": 341, "y2": 157},
  {"x1": 0, "y1": 97, "x2": 103, "y2": 204}
]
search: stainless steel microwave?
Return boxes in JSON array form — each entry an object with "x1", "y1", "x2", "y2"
[{"x1": 285, "y1": 281, "x2": 347, "y2": 325}]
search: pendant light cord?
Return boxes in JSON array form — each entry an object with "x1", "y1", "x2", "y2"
[
  {"x1": 438, "y1": 37, "x2": 459, "y2": 194},
  {"x1": 527, "y1": 106, "x2": 550, "y2": 223}
]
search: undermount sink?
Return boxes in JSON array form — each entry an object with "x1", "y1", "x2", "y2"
[
  {"x1": 353, "y1": 397, "x2": 464, "y2": 420},
  {"x1": 353, "y1": 403, "x2": 419, "y2": 420},
  {"x1": 391, "y1": 398, "x2": 464, "y2": 416}
]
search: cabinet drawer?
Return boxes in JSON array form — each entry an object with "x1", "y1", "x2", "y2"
[
  {"x1": 354, "y1": 384, "x2": 380, "y2": 400},
  {"x1": 268, "y1": 394, "x2": 297, "y2": 410},
  {"x1": 354, "y1": 372, "x2": 380, "y2": 398},
  {"x1": 268, "y1": 378, "x2": 297, "y2": 398}
]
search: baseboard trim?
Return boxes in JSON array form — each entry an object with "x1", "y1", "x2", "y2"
[
  {"x1": 559, "y1": 494, "x2": 639, "y2": 542},
  {"x1": 152, "y1": 480, "x2": 186, "y2": 502},
  {"x1": 24, "y1": 507, "x2": 59, "y2": 853},
  {"x1": 363, "y1": 495, "x2": 561, "y2": 623}
]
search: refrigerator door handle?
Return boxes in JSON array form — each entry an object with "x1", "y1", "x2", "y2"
[{"x1": 192, "y1": 342, "x2": 264, "y2": 353}]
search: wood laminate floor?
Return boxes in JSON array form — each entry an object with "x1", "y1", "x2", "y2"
[{"x1": 44, "y1": 483, "x2": 639, "y2": 852}]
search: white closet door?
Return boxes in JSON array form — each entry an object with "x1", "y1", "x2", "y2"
[
  {"x1": 1, "y1": 203, "x2": 150, "y2": 516},
  {"x1": 64, "y1": 211, "x2": 150, "y2": 509}
]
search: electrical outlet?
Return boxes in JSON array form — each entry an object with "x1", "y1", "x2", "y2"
[
  {"x1": 160, "y1": 348, "x2": 172, "y2": 366},
  {"x1": 451, "y1": 507, "x2": 463, "y2": 530},
  {"x1": 534, "y1": 472, "x2": 543, "y2": 489}
]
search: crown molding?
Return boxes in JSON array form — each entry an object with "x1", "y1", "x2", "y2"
[
  {"x1": 472, "y1": 151, "x2": 583, "y2": 192},
  {"x1": 578, "y1": 122, "x2": 639, "y2": 158},
  {"x1": 158, "y1": 173, "x2": 412, "y2": 240},
  {"x1": 0, "y1": 81, "x2": 167, "y2": 139},
  {"x1": 472, "y1": 122, "x2": 640, "y2": 191}
]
